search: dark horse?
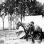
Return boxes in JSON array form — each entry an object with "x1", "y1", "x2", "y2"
[
  {"x1": 33, "y1": 25, "x2": 42, "y2": 42},
  {"x1": 16, "y1": 21, "x2": 35, "y2": 42}
]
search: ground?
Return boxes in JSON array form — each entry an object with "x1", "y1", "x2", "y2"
[{"x1": 0, "y1": 30, "x2": 44, "y2": 44}]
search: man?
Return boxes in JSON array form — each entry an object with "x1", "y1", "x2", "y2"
[
  {"x1": 29, "y1": 21, "x2": 35, "y2": 42},
  {"x1": 25, "y1": 21, "x2": 35, "y2": 42},
  {"x1": 16, "y1": 21, "x2": 35, "y2": 42}
]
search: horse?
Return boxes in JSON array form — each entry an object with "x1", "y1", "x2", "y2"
[
  {"x1": 33, "y1": 25, "x2": 42, "y2": 42},
  {"x1": 16, "y1": 21, "x2": 35, "y2": 42}
]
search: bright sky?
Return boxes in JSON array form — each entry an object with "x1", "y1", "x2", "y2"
[
  {"x1": 0, "y1": 0, "x2": 5, "y2": 4},
  {"x1": 37, "y1": 0, "x2": 44, "y2": 4}
]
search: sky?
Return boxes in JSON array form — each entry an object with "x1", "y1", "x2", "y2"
[
  {"x1": 37, "y1": 0, "x2": 44, "y2": 4},
  {"x1": 0, "y1": 0, "x2": 5, "y2": 4}
]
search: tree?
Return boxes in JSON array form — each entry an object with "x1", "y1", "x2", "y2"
[
  {"x1": 42, "y1": 3, "x2": 44, "y2": 16},
  {"x1": 0, "y1": 3, "x2": 7, "y2": 30},
  {"x1": 18, "y1": 1, "x2": 26, "y2": 22},
  {"x1": 26, "y1": 0, "x2": 43, "y2": 16},
  {"x1": 1, "y1": 0, "x2": 43, "y2": 30},
  {"x1": 4, "y1": 0, "x2": 17, "y2": 30}
]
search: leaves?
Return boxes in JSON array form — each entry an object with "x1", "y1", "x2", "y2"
[{"x1": 0, "y1": 0, "x2": 44, "y2": 17}]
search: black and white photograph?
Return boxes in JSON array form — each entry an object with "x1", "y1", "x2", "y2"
[{"x1": 0, "y1": 0, "x2": 44, "y2": 44}]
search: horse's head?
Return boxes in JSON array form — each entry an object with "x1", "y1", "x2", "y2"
[{"x1": 16, "y1": 22, "x2": 24, "y2": 29}]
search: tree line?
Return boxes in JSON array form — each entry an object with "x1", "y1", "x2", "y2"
[{"x1": 0, "y1": 0, "x2": 44, "y2": 30}]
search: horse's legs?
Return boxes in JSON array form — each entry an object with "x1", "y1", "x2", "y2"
[
  {"x1": 40, "y1": 33, "x2": 42, "y2": 42},
  {"x1": 31, "y1": 32, "x2": 35, "y2": 43},
  {"x1": 32, "y1": 38, "x2": 34, "y2": 43},
  {"x1": 25, "y1": 30, "x2": 29, "y2": 41},
  {"x1": 25, "y1": 31, "x2": 28, "y2": 41}
]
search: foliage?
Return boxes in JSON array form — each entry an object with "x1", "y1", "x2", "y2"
[{"x1": 0, "y1": 0, "x2": 44, "y2": 18}]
